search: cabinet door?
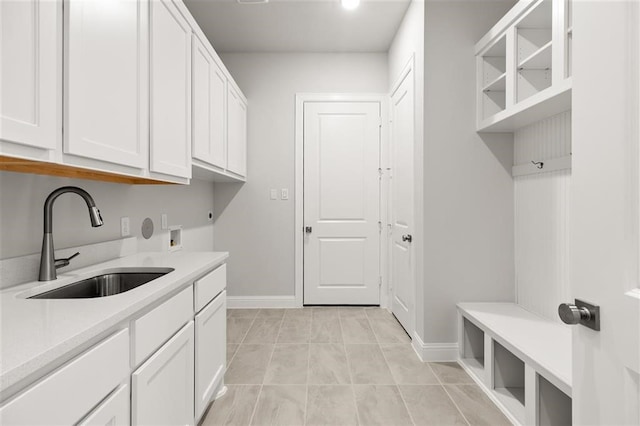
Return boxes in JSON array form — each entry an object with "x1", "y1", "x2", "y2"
[
  {"x1": 150, "y1": 0, "x2": 192, "y2": 179},
  {"x1": 132, "y1": 321, "x2": 195, "y2": 426},
  {"x1": 78, "y1": 385, "x2": 130, "y2": 426},
  {"x1": 226, "y1": 85, "x2": 247, "y2": 177},
  {"x1": 65, "y1": 0, "x2": 148, "y2": 168},
  {"x1": 192, "y1": 36, "x2": 226, "y2": 169},
  {"x1": 195, "y1": 291, "x2": 226, "y2": 421},
  {"x1": 0, "y1": 0, "x2": 59, "y2": 152}
]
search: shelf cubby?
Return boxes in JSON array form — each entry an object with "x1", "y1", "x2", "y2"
[
  {"x1": 480, "y1": 36, "x2": 507, "y2": 120},
  {"x1": 462, "y1": 318, "x2": 485, "y2": 375},
  {"x1": 493, "y1": 341, "x2": 526, "y2": 423},
  {"x1": 516, "y1": 0, "x2": 553, "y2": 104},
  {"x1": 539, "y1": 375, "x2": 572, "y2": 426}
]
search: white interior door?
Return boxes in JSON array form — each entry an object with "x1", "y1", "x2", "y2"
[
  {"x1": 390, "y1": 66, "x2": 415, "y2": 334},
  {"x1": 571, "y1": 1, "x2": 640, "y2": 424},
  {"x1": 303, "y1": 101, "x2": 381, "y2": 305}
]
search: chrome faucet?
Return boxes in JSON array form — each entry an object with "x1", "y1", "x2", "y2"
[{"x1": 38, "y1": 186, "x2": 104, "y2": 281}]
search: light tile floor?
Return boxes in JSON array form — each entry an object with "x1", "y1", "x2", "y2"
[{"x1": 201, "y1": 307, "x2": 511, "y2": 426}]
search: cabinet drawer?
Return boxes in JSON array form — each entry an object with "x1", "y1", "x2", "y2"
[
  {"x1": 78, "y1": 384, "x2": 130, "y2": 426},
  {"x1": 0, "y1": 329, "x2": 129, "y2": 426},
  {"x1": 194, "y1": 263, "x2": 226, "y2": 312},
  {"x1": 133, "y1": 286, "x2": 193, "y2": 366}
]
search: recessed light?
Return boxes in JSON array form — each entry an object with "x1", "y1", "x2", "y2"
[
  {"x1": 341, "y1": 0, "x2": 360, "y2": 10},
  {"x1": 237, "y1": 0, "x2": 268, "y2": 4}
]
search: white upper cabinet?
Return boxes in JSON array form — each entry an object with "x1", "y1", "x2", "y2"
[
  {"x1": 64, "y1": 0, "x2": 148, "y2": 168},
  {"x1": 192, "y1": 35, "x2": 227, "y2": 170},
  {"x1": 0, "y1": 0, "x2": 60, "y2": 157},
  {"x1": 150, "y1": 0, "x2": 192, "y2": 180},
  {"x1": 226, "y1": 85, "x2": 247, "y2": 178},
  {"x1": 475, "y1": 0, "x2": 571, "y2": 132}
]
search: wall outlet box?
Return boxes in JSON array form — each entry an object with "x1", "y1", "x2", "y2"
[
  {"x1": 120, "y1": 217, "x2": 130, "y2": 237},
  {"x1": 169, "y1": 226, "x2": 183, "y2": 252}
]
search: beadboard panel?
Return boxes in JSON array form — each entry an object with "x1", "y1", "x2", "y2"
[{"x1": 514, "y1": 111, "x2": 571, "y2": 322}]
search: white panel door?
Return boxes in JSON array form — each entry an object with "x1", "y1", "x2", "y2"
[
  {"x1": 390, "y1": 69, "x2": 415, "y2": 334},
  {"x1": 195, "y1": 291, "x2": 226, "y2": 421},
  {"x1": 65, "y1": 0, "x2": 148, "y2": 167},
  {"x1": 226, "y1": 85, "x2": 247, "y2": 177},
  {"x1": 150, "y1": 0, "x2": 192, "y2": 179},
  {"x1": 132, "y1": 321, "x2": 195, "y2": 426},
  {"x1": 192, "y1": 35, "x2": 226, "y2": 169},
  {"x1": 0, "y1": 0, "x2": 59, "y2": 151},
  {"x1": 304, "y1": 101, "x2": 381, "y2": 305},
  {"x1": 571, "y1": 1, "x2": 640, "y2": 424}
]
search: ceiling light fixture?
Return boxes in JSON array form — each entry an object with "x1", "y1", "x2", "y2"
[
  {"x1": 341, "y1": 0, "x2": 360, "y2": 10},
  {"x1": 237, "y1": 0, "x2": 268, "y2": 4}
]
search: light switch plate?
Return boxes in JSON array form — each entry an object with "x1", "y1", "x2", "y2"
[
  {"x1": 281, "y1": 188, "x2": 289, "y2": 200},
  {"x1": 120, "y1": 217, "x2": 130, "y2": 237},
  {"x1": 270, "y1": 189, "x2": 278, "y2": 200},
  {"x1": 161, "y1": 213, "x2": 168, "y2": 230}
]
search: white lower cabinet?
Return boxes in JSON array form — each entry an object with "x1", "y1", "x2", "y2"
[
  {"x1": 0, "y1": 263, "x2": 227, "y2": 426},
  {"x1": 132, "y1": 321, "x2": 195, "y2": 426},
  {"x1": 195, "y1": 290, "x2": 226, "y2": 420},
  {"x1": 78, "y1": 384, "x2": 130, "y2": 426},
  {"x1": 0, "y1": 329, "x2": 129, "y2": 425}
]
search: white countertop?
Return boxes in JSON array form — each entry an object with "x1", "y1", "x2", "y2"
[{"x1": 0, "y1": 251, "x2": 228, "y2": 394}]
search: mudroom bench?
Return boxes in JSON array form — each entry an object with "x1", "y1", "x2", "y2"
[{"x1": 457, "y1": 302, "x2": 572, "y2": 426}]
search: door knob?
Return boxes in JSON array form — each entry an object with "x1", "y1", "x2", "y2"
[
  {"x1": 305, "y1": 226, "x2": 312, "y2": 234},
  {"x1": 558, "y1": 299, "x2": 600, "y2": 331},
  {"x1": 402, "y1": 234, "x2": 412, "y2": 243}
]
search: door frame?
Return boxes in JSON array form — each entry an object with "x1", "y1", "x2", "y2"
[{"x1": 294, "y1": 93, "x2": 389, "y2": 308}]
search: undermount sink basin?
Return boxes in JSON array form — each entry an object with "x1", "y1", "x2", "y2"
[{"x1": 29, "y1": 268, "x2": 175, "y2": 299}]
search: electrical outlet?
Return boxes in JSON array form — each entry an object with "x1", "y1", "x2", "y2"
[
  {"x1": 281, "y1": 188, "x2": 289, "y2": 200},
  {"x1": 120, "y1": 217, "x2": 130, "y2": 237},
  {"x1": 270, "y1": 189, "x2": 277, "y2": 200},
  {"x1": 161, "y1": 213, "x2": 168, "y2": 230}
]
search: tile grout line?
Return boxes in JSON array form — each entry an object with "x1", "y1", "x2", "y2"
[
  {"x1": 246, "y1": 309, "x2": 284, "y2": 426},
  {"x1": 366, "y1": 310, "x2": 417, "y2": 426},
  {"x1": 226, "y1": 310, "x2": 259, "y2": 369},
  {"x1": 339, "y1": 313, "x2": 363, "y2": 426},
  {"x1": 429, "y1": 363, "x2": 472, "y2": 426},
  {"x1": 303, "y1": 325, "x2": 311, "y2": 426}
]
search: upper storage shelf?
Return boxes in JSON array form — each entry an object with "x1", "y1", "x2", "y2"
[{"x1": 475, "y1": 0, "x2": 572, "y2": 132}]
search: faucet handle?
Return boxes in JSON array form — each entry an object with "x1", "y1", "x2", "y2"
[{"x1": 54, "y1": 252, "x2": 80, "y2": 269}]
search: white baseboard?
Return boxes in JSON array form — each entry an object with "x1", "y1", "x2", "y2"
[
  {"x1": 226, "y1": 295, "x2": 299, "y2": 309},
  {"x1": 411, "y1": 332, "x2": 459, "y2": 362}
]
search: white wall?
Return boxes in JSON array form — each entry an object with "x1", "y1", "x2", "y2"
[
  {"x1": 0, "y1": 171, "x2": 215, "y2": 260},
  {"x1": 515, "y1": 111, "x2": 571, "y2": 323},
  {"x1": 387, "y1": 0, "x2": 425, "y2": 337},
  {"x1": 423, "y1": 1, "x2": 516, "y2": 344},
  {"x1": 214, "y1": 53, "x2": 388, "y2": 298}
]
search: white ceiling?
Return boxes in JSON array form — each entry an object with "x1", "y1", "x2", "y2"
[{"x1": 183, "y1": 0, "x2": 412, "y2": 53}]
